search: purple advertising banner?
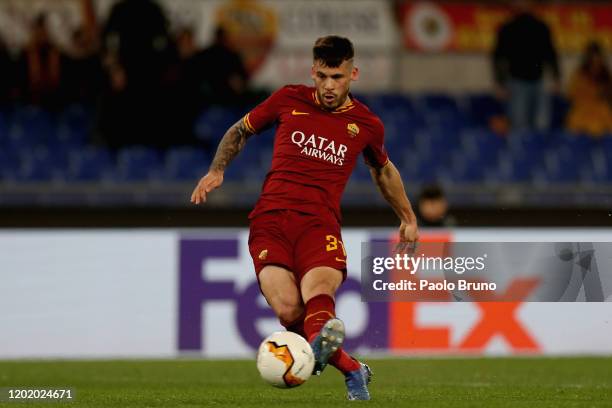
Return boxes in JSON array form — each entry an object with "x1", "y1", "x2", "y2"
[{"x1": 178, "y1": 235, "x2": 390, "y2": 354}]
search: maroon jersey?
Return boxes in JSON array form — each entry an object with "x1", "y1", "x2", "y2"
[{"x1": 244, "y1": 85, "x2": 389, "y2": 222}]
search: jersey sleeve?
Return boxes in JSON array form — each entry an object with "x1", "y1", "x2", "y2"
[
  {"x1": 362, "y1": 118, "x2": 389, "y2": 168},
  {"x1": 243, "y1": 87, "x2": 287, "y2": 134}
]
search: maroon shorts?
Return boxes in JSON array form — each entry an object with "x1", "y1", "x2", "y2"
[{"x1": 248, "y1": 210, "x2": 347, "y2": 282}]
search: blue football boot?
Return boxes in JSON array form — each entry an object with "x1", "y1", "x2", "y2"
[
  {"x1": 310, "y1": 318, "x2": 345, "y2": 376},
  {"x1": 345, "y1": 362, "x2": 372, "y2": 400}
]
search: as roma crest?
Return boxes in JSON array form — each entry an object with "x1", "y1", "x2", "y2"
[{"x1": 347, "y1": 123, "x2": 360, "y2": 138}]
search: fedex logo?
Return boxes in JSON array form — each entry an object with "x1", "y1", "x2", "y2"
[
  {"x1": 178, "y1": 238, "x2": 385, "y2": 352},
  {"x1": 177, "y1": 236, "x2": 540, "y2": 355}
]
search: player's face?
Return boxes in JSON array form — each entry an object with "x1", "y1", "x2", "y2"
[{"x1": 311, "y1": 59, "x2": 359, "y2": 110}]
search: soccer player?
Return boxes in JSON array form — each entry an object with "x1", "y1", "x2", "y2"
[{"x1": 191, "y1": 35, "x2": 419, "y2": 400}]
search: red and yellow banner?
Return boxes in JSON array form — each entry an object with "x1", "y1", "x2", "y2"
[{"x1": 400, "y1": 1, "x2": 612, "y2": 53}]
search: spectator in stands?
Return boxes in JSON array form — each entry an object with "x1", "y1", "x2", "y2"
[
  {"x1": 61, "y1": 26, "x2": 103, "y2": 105},
  {"x1": 17, "y1": 14, "x2": 63, "y2": 108},
  {"x1": 187, "y1": 26, "x2": 249, "y2": 107},
  {"x1": 98, "y1": 0, "x2": 175, "y2": 148},
  {"x1": 176, "y1": 27, "x2": 197, "y2": 61},
  {"x1": 416, "y1": 184, "x2": 455, "y2": 227},
  {"x1": 492, "y1": 1, "x2": 560, "y2": 132},
  {"x1": 169, "y1": 26, "x2": 202, "y2": 146},
  {"x1": 0, "y1": 37, "x2": 17, "y2": 107},
  {"x1": 566, "y1": 41, "x2": 612, "y2": 137}
]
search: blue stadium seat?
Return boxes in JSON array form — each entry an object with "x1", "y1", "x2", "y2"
[
  {"x1": 463, "y1": 93, "x2": 504, "y2": 127},
  {"x1": 381, "y1": 111, "x2": 426, "y2": 138},
  {"x1": 67, "y1": 147, "x2": 114, "y2": 182},
  {"x1": 447, "y1": 155, "x2": 486, "y2": 183},
  {"x1": 13, "y1": 106, "x2": 56, "y2": 142},
  {"x1": 54, "y1": 106, "x2": 91, "y2": 147},
  {"x1": 364, "y1": 93, "x2": 414, "y2": 115},
  {"x1": 550, "y1": 95, "x2": 570, "y2": 130},
  {"x1": 506, "y1": 130, "x2": 551, "y2": 164},
  {"x1": 584, "y1": 143, "x2": 612, "y2": 182},
  {"x1": 164, "y1": 146, "x2": 209, "y2": 181},
  {"x1": 0, "y1": 149, "x2": 20, "y2": 180},
  {"x1": 223, "y1": 159, "x2": 247, "y2": 181},
  {"x1": 350, "y1": 161, "x2": 372, "y2": 182},
  {"x1": 461, "y1": 129, "x2": 505, "y2": 166},
  {"x1": 11, "y1": 146, "x2": 69, "y2": 182},
  {"x1": 0, "y1": 110, "x2": 10, "y2": 144},
  {"x1": 114, "y1": 146, "x2": 160, "y2": 182},
  {"x1": 5, "y1": 124, "x2": 44, "y2": 151},
  {"x1": 194, "y1": 107, "x2": 243, "y2": 142},
  {"x1": 414, "y1": 129, "x2": 462, "y2": 160},
  {"x1": 496, "y1": 155, "x2": 538, "y2": 183},
  {"x1": 416, "y1": 94, "x2": 459, "y2": 115},
  {"x1": 542, "y1": 150, "x2": 581, "y2": 183}
]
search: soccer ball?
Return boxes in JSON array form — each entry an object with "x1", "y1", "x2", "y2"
[{"x1": 256, "y1": 331, "x2": 315, "y2": 388}]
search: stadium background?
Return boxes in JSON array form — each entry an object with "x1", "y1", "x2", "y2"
[{"x1": 1, "y1": 0, "x2": 611, "y2": 367}]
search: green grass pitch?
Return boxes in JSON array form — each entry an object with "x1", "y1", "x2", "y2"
[{"x1": 1, "y1": 358, "x2": 611, "y2": 407}]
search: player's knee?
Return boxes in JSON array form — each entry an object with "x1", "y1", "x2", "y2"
[
  {"x1": 310, "y1": 280, "x2": 336, "y2": 296},
  {"x1": 274, "y1": 301, "x2": 303, "y2": 325},
  {"x1": 302, "y1": 280, "x2": 339, "y2": 303}
]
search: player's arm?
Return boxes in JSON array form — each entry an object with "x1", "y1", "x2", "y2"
[
  {"x1": 368, "y1": 161, "x2": 419, "y2": 243},
  {"x1": 190, "y1": 118, "x2": 254, "y2": 204}
]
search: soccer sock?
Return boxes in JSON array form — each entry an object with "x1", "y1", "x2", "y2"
[
  {"x1": 329, "y1": 349, "x2": 361, "y2": 374},
  {"x1": 281, "y1": 312, "x2": 306, "y2": 338},
  {"x1": 303, "y1": 294, "x2": 335, "y2": 342}
]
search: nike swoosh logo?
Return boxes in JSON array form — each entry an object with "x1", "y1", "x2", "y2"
[
  {"x1": 291, "y1": 110, "x2": 310, "y2": 116},
  {"x1": 335, "y1": 257, "x2": 346, "y2": 263}
]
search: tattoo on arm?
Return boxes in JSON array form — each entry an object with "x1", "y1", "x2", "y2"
[{"x1": 209, "y1": 119, "x2": 253, "y2": 172}]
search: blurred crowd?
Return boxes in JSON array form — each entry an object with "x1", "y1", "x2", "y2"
[
  {"x1": 0, "y1": 0, "x2": 254, "y2": 149},
  {"x1": 492, "y1": 1, "x2": 612, "y2": 137},
  {"x1": 0, "y1": 0, "x2": 610, "y2": 152}
]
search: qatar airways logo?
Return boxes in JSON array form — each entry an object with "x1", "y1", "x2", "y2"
[{"x1": 291, "y1": 131, "x2": 347, "y2": 166}]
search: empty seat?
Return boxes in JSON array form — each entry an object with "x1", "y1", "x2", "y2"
[
  {"x1": 67, "y1": 147, "x2": 114, "y2": 181},
  {"x1": 194, "y1": 107, "x2": 243, "y2": 142},
  {"x1": 114, "y1": 146, "x2": 160, "y2": 182},
  {"x1": 164, "y1": 146, "x2": 209, "y2": 181}
]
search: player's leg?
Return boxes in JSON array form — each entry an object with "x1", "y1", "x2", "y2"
[
  {"x1": 258, "y1": 265, "x2": 304, "y2": 329},
  {"x1": 248, "y1": 211, "x2": 304, "y2": 332},
  {"x1": 300, "y1": 266, "x2": 343, "y2": 341},
  {"x1": 300, "y1": 266, "x2": 371, "y2": 400}
]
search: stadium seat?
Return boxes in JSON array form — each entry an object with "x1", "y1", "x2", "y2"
[
  {"x1": 550, "y1": 95, "x2": 570, "y2": 130},
  {"x1": 13, "y1": 105, "x2": 56, "y2": 143},
  {"x1": 461, "y1": 129, "x2": 505, "y2": 166},
  {"x1": 415, "y1": 94, "x2": 460, "y2": 115},
  {"x1": 0, "y1": 110, "x2": 10, "y2": 143},
  {"x1": 164, "y1": 146, "x2": 209, "y2": 181},
  {"x1": 67, "y1": 147, "x2": 114, "y2": 182},
  {"x1": 359, "y1": 93, "x2": 414, "y2": 116},
  {"x1": 463, "y1": 93, "x2": 504, "y2": 127},
  {"x1": 542, "y1": 150, "x2": 581, "y2": 183},
  {"x1": 381, "y1": 111, "x2": 426, "y2": 139},
  {"x1": 114, "y1": 146, "x2": 161, "y2": 182},
  {"x1": 12, "y1": 146, "x2": 69, "y2": 182},
  {"x1": 54, "y1": 106, "x2": 92, "y2": 147},
  {"x1": 194, "y1": 107, "x2": 244, "y2": 142},
  {"x1": 0, "y1": 149, "x2": 20, "y2": 180},
  {"x1": 414, "y1": 129, "x2": 462, "y2": 160},
  {"x1": 350, "y1": 161, "x2": 372, "y2": 182},
  {"x1": 496, "y1": 154, "x2": 538, "y2": 183}
]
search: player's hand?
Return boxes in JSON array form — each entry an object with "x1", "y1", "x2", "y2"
[
  {"x1": 396, "y1": 220, "x2": 419, "y2": 254},
  {"x1": 190, "y1": 170, "x2": 223, "y2": 204}
]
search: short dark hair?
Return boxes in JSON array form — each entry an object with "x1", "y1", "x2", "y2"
[
  {"x1": 419, "y1": 184, "x2": 445, "y2": 201},
  {"x1": 313, "y1": 36, "x2": 354, "y2": 68}
]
